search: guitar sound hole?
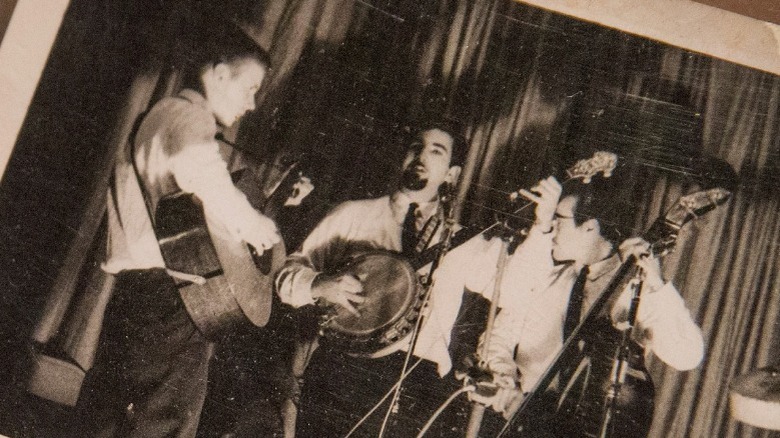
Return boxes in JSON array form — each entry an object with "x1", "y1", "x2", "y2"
[{"x1": 250, "y1": 245, "x2": 272, "y2": 275}]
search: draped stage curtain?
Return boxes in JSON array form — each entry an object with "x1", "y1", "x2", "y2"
[
  {"x1": 643, "y1": 58, "x2": 780, "y2": 438},
  {"x1": 236, "y1": 3, "x2": 780, "y2": 435},
  {"x1": 26, "y1": 1, "x2": 778, "y2": 437},
  {"x1": 403, "y1": 5, "x2": 780, "y2": 437},
  {"x1": 239, "y1": 1, "x2": 780, "y2": 437}
]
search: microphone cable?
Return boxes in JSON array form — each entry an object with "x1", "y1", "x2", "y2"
[
  {"x1": 415, "y1": 385, "x2": 476, "y2": 438},
  {"x1": 343, "y1": 357, "x2": 424, "y2": 438}
]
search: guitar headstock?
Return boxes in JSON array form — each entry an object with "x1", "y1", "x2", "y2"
[
  {"x1": 507, "y1": 151, "x2": 618, "y2": 205},
  {"x1": 666, "y1": 188, "x2": 731, "y2": 229},
  {"x1": 647, "y1": 187, "x2": 732, "y2": 256},
  {"x1": 566, "y1": 151, "x2": 618, "y2": 184}
]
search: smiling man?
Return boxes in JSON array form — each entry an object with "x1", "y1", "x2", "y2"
[{"x1": 76, "y1": 24, "x2": 279, "y2": 438}]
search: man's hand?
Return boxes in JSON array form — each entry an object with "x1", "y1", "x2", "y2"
[
  {"x1": 517, "y1": 176, "x2": 562, "y2": 232},
  {"x1": 242, "y1": 214, "x2": 281, "y2": 254},
  {"x1": 619, "y1": 237, "x2": 665, "y2": 292},
  {"x1": 456, "y1": 356, "x2": 521, "y2": 417},
  {"x1": 311, "y1": 273, "x2": 365, "y2": 316},
  {"x1": 468, "y1": 375, "x2": 522, "y2": 417},
  {"x1": 284, "y1": 175, "x2": 314, "y2": 207}
]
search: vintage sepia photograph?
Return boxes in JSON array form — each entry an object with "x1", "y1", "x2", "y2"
[{"x1": 0, "y1": 1, "x2": 778, "y2": 437}]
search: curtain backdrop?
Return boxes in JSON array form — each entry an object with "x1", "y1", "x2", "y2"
[
  {"x1": 234, "y1": 2, "x2": 780, "y2": 436},
  {"x1": 644, "y1": 57, "x2": 780, "y2": 438},
  {"x1": 21, "y1": 1, "x2": 779, "y2": 437}
]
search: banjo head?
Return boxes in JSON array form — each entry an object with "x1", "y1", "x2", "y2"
[{"x1": 321, "y1": 251, "x2": 423, "y2": 354}]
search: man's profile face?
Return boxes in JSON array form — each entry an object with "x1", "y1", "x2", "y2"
[
  {"x1": 400, "y1": 128, "x2": 457, "y2": 192},
  {"x1": 551, "y1": 195, "x2": 600, "y2": 264},
  {"x1": 206, "y1": 58, "x2": 266, "y2": 128}
]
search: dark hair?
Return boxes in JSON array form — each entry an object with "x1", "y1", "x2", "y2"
[
  {"x1": 179, "y1": 22, "x2": 271, "y2": 92},
  {"x1": 408, "y1": 117, "x2": 469, "y2": 168},
  {"x1": 561, "y1": 177, "x2": 635, "y2": 246}
]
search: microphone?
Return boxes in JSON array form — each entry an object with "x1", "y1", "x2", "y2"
[{"x1": 439, "y1": 182, "x2": 454, "y2": 217}]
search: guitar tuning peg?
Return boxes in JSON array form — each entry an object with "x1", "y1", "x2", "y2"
[{"x1": 582, "y1": 176, "x2": 592, "y2": 184}]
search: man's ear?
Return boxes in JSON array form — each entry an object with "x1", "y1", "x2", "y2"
[
  {"x1": 445, "y1": 165, "x2": 462, "y2": 185},
  {"x1": 582, "y1": 218, "x2": 600, "y2": 234},
  {"x1": 213, "y1": 62, "x2": 232, "y2": 82}
]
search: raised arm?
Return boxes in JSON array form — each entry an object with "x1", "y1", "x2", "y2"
[{"x1": 616, "y1": 238, "x2": 704, "y2": 371}]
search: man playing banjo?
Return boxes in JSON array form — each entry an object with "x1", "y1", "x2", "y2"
[{"x1": 276, "y1": 118, "x2": 501, "y2": 437}]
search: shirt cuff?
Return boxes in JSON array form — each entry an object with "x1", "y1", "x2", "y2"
[
  {"x1": 488, "y1": 360, "x2": 519, "y2": 377},
  {"x1": 280, "y1": 267, "x2": 320, "y2": 308}
]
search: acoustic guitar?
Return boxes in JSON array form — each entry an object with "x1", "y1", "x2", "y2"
[{"x1": 154, "y1": 161, "x2": 304, "y2": 341}]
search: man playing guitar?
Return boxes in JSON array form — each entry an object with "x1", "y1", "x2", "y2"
[{"x1": 77, "y1": 23, "x2": 279, "y2": 438}]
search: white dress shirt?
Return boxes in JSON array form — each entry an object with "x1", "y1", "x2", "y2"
[
  {"x1": 480, "y1": 224, "x2": 705, "y2": 392},
  {"x1": 276, "y1": 191, "x2": 521, "y2": 376},
  {"x1": 103, "y1": 89, "x2": 270, "y2": 273}
]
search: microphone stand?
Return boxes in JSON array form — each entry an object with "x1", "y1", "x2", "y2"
[
  {"x1": 497, "y1": 258, "x2": 639, "y2": 437},
  {"x1": 464, "y1": 233, "x2": 514, "y2": 438},
  {"x1": 377, "y1": 186, "x2": 457, "y2": 438},
  {"x1": 597, "y1": 267, "x2": 644, "y2": 438}
]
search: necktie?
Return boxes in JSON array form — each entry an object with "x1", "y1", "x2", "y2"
[
  {"x1": 414, "y1": 211, "x2": 441, "y2": 254},
  {"x1": 401, "y1": 202, "x2": 419, "y2": 257},
  {"x1": 563, "y1": 265, "x2": 589, "y2": 341}
]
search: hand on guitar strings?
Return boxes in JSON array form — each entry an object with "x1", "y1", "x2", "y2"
[
  {"x1": 516, "y1": 176, "x2": 562, "y2": 233},
  {"x1": 311, "y1": 273, "x2": 365, "y2": 316},
  {"x1": 618, "y1": 237, "x2": 665, "y2": 292},
  {"x1": 241, "y1": 213, "x2": 281, "y2": 254}
]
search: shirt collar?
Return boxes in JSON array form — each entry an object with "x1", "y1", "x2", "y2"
[
  {"x1": 390, "y1": 191, "x2": 439, "y2": 225},
  {"x1": 587, "y1": 252, "x2": 622, "y2": 281},
  {"x1": 178, "y1": 89, "x2": 213, "y2": 114}
]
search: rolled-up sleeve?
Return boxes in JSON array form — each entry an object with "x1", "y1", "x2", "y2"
[
  {"x1": 166, "y1": 106, "x2": 272, "y2": 252},
  {"x1": 275, "y1": 203, "x2": 354, "y2": 308},
  {"x1": 276, "y1": 255, "x2": 319, "y2": 308}
]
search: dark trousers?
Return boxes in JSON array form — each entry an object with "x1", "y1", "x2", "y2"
[
  {"x1": 296, "y1": 346, "x2": 501, "y2": 438},
  {"x1": 76, "y1": 269, "x2": 214, "y2": 438},
  {"x1": 525, "y1": 339, "x2": 655, "y2": 438}
]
